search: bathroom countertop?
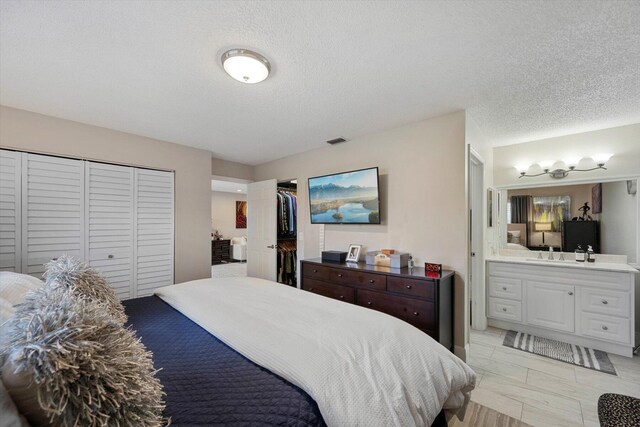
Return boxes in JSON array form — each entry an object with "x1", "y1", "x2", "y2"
[{"x1": 486, "y1": 255, "x2": 638, "y2": 274}]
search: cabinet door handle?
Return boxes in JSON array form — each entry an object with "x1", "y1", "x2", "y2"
[
  {"x1": 367, "y1": 301, "x2": 372, "y2": 306},
  {"x1": 568, "y1": 292, "x2": 573, "y2": 296},
  {"x1": 502, "y1": 307, "x2": 507, "y2": 312},
  {"x1": 602, "y1": 300, "x2": 608, "y2": 305},
  {"x1": 602, "y1": 325, "x2": 608, "y2": 331},
  {"x1": 406, "y1": 285, "x2": 412, "y2": 289},
  {"x1": 502, "y1": 286, "x2": 507, "y2": 290}
]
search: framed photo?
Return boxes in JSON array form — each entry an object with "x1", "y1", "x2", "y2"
[{"x1": 346, "y1": 244, "x2": 362, "y2": 262}]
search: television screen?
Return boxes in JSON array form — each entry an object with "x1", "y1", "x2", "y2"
[{"x1": 308, "y1": 167, "x2": 380, "y2": 224}]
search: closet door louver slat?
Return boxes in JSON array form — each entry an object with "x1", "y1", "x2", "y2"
[
  {"x1": 135, "y1": 169, "x2": 174, "y2": 297},
  {"x1": 22, "y1": 153, "x2": 85, "y2": 278},
  {"x1": 86, "y1": 162, "x2": 135, "y2": 300},
  {"x1": 0, "y1": 150, "x2": 22, "y2": 272}
]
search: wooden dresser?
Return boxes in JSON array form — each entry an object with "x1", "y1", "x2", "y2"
[
  {"x1": 300, "y1": 259, "x2": 454, "y2": 350},
  {"x1": 211, "y1": 239, "x2": 231, "y2": 265}
]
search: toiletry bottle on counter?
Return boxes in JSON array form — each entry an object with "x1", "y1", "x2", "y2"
[
  {"x1": 575, "y1": 245, "x2": 585, "y2": 262},
  {"x1": 587, "y1": 245, "x2": 595, "y2": 263}
]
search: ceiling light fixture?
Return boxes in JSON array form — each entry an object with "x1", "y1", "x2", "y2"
[
  {"x1": 517, "y1": 154, "x2": 613, "y2": 179},
  {"x1": 221, "y1": 49, "x2": 271, "y2": 84}
]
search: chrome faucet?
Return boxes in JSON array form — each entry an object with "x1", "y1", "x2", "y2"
[
  {"x1": 537, "y1": 251, "x2": 543, "y2": 260},
  {"x1": 548, "y1": 247, "x2": 554, "y2": 260},
  {"x1": 558, "y1": 252, "x2": 566, "y2": 261}
]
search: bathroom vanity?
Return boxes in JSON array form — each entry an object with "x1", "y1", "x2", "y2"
[{"x1": 486, "y1": 254, "x2": 637, "y2": 357}]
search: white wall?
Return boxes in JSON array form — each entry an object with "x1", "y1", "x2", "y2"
[
  {"x1": 212, "y1": 191, "x2": 247, "y2": 239},
  {"x1": 254, "y1": 111, "x2": 469, "y2": 349},
  {"x1": 493, "y1": 123, "x2": 640, "y2": 188}
]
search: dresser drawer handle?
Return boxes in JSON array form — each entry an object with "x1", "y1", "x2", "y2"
[
  {"x1": 337, "y1": 274, "x2": 343, "y2": 278},
  {"x1": 502, "y1": 307, "x2": 507, "y2": 312},
  {"x1": 602, "y1": 300, "x2": 608, "y2": 305},
  {"x1": 313, "y1": 269, "x2": 318, "y2": 273},
  {"x1": 367, "y1": 301, "x2": 372, "y2": 306},
  {"x1": 339, "y1": 295, "x2": 344, "y2": 300},
  {"x1": 309, "y1": 287, "x2": 314, "y2": 291},
  {"x1": 369, "y1": 279, "x2": 374, "y2": 284},
  {"x1": 413, "y1": 312, "x2": 419, "y2": 316},
  {"x1": 406, "y1": 285, "x2": 412, "y2": 289},
  {"x1": 502, "y1": 286, "x2": 507, "y2": 291},
  {"x1": 602, "y1": 325, "x2": 608, "y2": 331}
]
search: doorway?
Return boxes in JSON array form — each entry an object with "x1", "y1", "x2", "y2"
[
  {"x1": 469, "y1": 150, "x2": 487, "y2": 330},
  {"x1": 211, "y1": 176, "x2": 250, "y2": 278}
]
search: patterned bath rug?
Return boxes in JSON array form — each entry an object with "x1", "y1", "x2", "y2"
[{"x1": 503, "y1": 330, "x2": 617, "y2": 375}]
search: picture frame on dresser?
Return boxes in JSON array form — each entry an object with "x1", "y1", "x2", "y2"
[{"x1": 346, "y1": 244, "x2": 362, "y2": 262}]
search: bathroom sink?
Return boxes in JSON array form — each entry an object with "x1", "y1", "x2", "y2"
[{"x1": 525, "y1": 258, "x2": 574, "y2": 263}]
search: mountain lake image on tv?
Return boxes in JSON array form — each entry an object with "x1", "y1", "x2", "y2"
[{"x1": 308, "y1": 167, "x2": 380, "y2": 224}]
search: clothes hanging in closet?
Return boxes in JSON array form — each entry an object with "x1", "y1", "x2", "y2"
[
  {"x1": 277, "y1": 190, "x2": 297, "y2": 237},
  {"x1": 277, "y1": 240, "x2": 297, "y2": 286}
]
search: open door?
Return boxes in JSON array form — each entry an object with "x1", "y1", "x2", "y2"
[{"x1": 247, "y1": 179, "x2": 277, "y2": 281}]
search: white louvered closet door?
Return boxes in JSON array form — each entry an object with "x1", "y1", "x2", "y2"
[
  {"x1": 0, "y1": 150, "x2": 22, "y2": 272},
  {"x1": 22, "y1": 153, "x2": 85, "y2": 278},
  {"x1": 86, "y1": 162, "x2": 134, "y2": 300},
  {"x1": 135, "y1": 169, "x2": 174, "y2": 297}
]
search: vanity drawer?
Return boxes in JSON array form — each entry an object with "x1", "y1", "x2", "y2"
[
  {"x1": 488, "y1": 277, "x2": 522, "y2": 301},
  {"x1": 579, "y1": 312, "x2": 630, "y2": 344},
  {"x1": 488, "y1": 297, "x2": 522, "y2": 322},
  {"x1": 330, "y1": 268, "x2": 386, "y2": 290},
  {"x1": 580, "y1": 288, "x2": 630, "y2": 318},
  {"x1": 302, "y1": 264, "x2": 332, "y2": 280},
  {"x1": 302, "y1": 278, "x2": 355, "y2": 304},
  {"x1": 387, "y1": 276, "x2": 435, "y2": 300}
]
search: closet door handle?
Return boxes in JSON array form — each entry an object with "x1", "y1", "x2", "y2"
[{"x1": 267, "y1": 245, "x2": 275, "y2": 249}]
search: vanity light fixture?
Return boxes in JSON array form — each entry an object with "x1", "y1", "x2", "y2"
[
  {"x1": 221, "y1": 49, "x2": 271, "y2": 84},
  {"x1": 517, "y1": 154, "x2": 613, "y2": 179}
]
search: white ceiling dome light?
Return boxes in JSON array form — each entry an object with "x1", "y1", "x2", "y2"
[{"x1": 221, "y1": 49, "x2": 271, "y2": 84}]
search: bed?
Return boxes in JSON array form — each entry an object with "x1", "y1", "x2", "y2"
[{"x1": 124, "y1": 277, "x2": 476, "y2": 426}]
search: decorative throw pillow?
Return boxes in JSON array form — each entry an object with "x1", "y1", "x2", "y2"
[
  {"x1": 0, "y1": 272, "x2": 43, "y2": 306},
  {"x1": 2, "y1": 285, "x2": 165, "y2": 426},
  {"x1": 43, "y1": 256, "x2": 127, "y2": 324}
]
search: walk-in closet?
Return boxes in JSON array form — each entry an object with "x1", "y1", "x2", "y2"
[{"x1": 276, "y1": 180, "x2": 297, "y2": 286}]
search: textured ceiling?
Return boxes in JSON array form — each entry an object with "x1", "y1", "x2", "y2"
[{"x1": 1, "y1": 1, "x2": 639, "y2": 165}]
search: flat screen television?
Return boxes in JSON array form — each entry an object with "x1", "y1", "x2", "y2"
[{"x1": 308, "y1": 167, "x2": 380, "y2": 224}]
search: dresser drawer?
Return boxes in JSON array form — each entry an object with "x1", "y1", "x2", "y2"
[
  {"x1": 488, "y1": 297, "x2": 522, "y2": 322},
  {"x1": 356, "y1": 289, "x2": 434, "y2": 330},
  {"x1": 330, "y1": 268, "x2": 386, "y2": 290},
  {"x1": 302, "y1": 264, "x2": 332, "y2": 281},
  {"x1": 302, "y1": 278, "x2": 355, "y2": 303},
  {"x1": 580, "y1": 287, "x2": 630, "y2": 318},
  {"x1": 488, "y1": 276, "x2": 522, "y2": 301},
  {"x1": 387, "y1": 276, "x2": 435, "y2": 300},
  {"x1": 579, "y1": 312, "x2": 630, "y2": 344}
]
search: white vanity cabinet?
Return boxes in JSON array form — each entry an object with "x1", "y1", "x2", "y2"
[{"x1": 486, "y1": 260, "x2": 636, "y2": 357}]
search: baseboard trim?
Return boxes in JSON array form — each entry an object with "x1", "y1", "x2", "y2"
[{"x1": 454, "y1": 344, "x2": 469, "y2": 361}]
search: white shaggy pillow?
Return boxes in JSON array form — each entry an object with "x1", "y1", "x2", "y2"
[{"x1": 0, "y1": 272, "x2": 42, "y2": 306}]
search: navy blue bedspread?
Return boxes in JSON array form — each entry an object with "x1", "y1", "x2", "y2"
[{"x1": 123, "y1": 296, "x2": 326, "y2": 427}]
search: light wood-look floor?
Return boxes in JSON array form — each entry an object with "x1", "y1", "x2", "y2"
[
  {"x1": 447, "y1": 401, "x2": 529, "y2": 427},
  {"x1": 467, "y1": 327, "x2": 640, "y2": 427}
]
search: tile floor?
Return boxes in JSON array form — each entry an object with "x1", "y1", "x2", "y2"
[{"x1": 468, "y1": 327, "x2": 640, "y2": 427}]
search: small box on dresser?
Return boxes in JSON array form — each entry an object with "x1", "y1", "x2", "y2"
[{"x1": 300, "y1": 259, "x2": 454, "y2": 351}]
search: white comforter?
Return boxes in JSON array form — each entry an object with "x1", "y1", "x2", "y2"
[{"x1": 155, "y1": 277, "x2": 476, "y2": 427}]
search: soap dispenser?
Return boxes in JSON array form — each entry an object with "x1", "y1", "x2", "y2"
[
  {"x1": 575, "y1": 245, "x2": 586, "y2": 262},
  {"x1": 587, "y1": 245, "x2": 595, "y2": 263}
]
